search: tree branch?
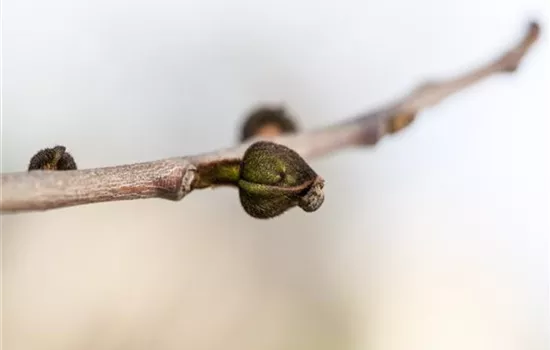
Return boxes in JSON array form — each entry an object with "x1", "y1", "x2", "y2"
[{"x1": 0, "y1": 21, "x2": 540, "y2": 216}]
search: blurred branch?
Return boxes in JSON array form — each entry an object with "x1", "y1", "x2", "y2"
[{"x1": 0, "y1": 21, "x2": 540, "y2": 216}]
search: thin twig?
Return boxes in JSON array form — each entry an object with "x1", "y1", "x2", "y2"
[{"x1": 0, "y1": 21, "x2": 540, "y2": 214}]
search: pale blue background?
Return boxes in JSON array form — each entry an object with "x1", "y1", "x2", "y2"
[{"x1": 1, "y1": 0, "x2": 549, "y2": 349}]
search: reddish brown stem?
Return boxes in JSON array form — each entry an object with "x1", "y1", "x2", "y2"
[{"x1": 0, "y1": 21, "x2": 540, "y2": 214}]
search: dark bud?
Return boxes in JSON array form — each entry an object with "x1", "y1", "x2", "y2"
[
  {"x1": 239, "y1": 105, "x2": 299, "y2": 142},
  {"x1": 28, "y1": 145, "x2": 77, "y2": 171},
  {"x1": 238, "y1": 141, "x2": 324, "y2": 219}
]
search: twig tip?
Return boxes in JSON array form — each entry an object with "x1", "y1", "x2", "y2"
[{"x1": 525, "y1": 20, "x2": 541, "y2": 46}]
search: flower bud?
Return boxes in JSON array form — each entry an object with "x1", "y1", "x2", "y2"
[{"x1": 238, "y1": 141, "x2": 324, "y2": 219}]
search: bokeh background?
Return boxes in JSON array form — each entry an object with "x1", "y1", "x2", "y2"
[{"x1": 1, "y1": 0, "x2": 549, "y2": 349}]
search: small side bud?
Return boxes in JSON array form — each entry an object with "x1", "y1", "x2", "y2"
[
  {"x1": 28, "y1": 145, "x2": 77, "y2": 171},
  {"x1": 298, "y1": 177, "x2": 325, "y2": 213},
  {"x1": 239, "y1": 105, "x2": 299, "y2": 142},
  {"x1": 238, "y1": 141, "x2": 324, "y2": 219},
  {"x1": 387, "y1": 112, "x2": 416, "y2": 134}
]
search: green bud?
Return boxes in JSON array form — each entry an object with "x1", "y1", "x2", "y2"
[{"x1": 238, "y1": 141, "x2": 325, "y2": 219}]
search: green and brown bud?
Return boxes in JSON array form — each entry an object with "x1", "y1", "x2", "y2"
[{"x1": 238, "y1": 141, "x2": 324, "y2": 219}]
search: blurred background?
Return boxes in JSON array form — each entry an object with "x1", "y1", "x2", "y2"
[{"x1": 1, "y1": 0, "x2": 549, "y2": 349}]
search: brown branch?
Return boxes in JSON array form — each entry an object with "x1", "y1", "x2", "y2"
[{"x1": 0, "y1": 21, "x2": 540, "y2": 215}]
